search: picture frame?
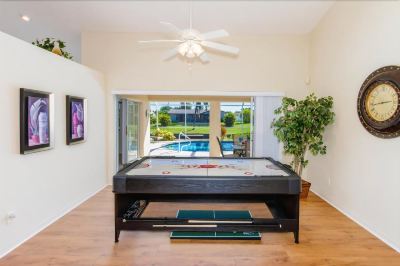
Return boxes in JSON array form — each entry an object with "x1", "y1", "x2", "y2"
[
  {"x1": 66, "y1": 95, "x2": 87, "y2": 145},
  {"x1": 20, "y1": 88, "x2": 54, "y2": 154}
]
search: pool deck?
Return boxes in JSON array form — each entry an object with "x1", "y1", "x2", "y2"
[{"x1": 149, "y1": 140, "x2": 233, "y2": 157}]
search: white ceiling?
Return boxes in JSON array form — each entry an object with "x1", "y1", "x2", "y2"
[{"x1": 0, "y1": 1, "x2": 335, "y2": 61}]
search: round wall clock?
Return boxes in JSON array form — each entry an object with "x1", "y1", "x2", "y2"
[{"x1": 357, "y1": 65, "x2": 400, "y2": 138}]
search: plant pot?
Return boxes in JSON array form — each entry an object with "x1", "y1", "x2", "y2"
[{"x1": 300, "y1": 179, "x2": 311, "y2": 199}]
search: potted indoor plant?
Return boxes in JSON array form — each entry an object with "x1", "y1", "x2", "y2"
[
  {"x1": 32, "y1": 38, "x2": 73, "y2": 60},
  {"x1": 271, "y1": 93, "x2": 335, "y2": 198}
]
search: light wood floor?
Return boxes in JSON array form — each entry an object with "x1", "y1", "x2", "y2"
[{"x1": 1, "y1": 186, "x2": 399, "y2": 266}]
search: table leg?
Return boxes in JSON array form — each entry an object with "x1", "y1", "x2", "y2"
[
  {"x1": 115, "y1": 228, "x2": 120, "y2": 243},
  {"x1": 294, "y1": 230, "x2": 299, "y2": 244}
]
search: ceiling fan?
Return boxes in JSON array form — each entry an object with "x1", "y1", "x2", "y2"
[{"x1": 138, "y1": 5, "x2": 239, "y2": 63}]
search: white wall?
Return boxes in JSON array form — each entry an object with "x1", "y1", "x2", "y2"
[
  {"x1": 82, "y1": 32, "x2": 310, "y2": 98},
  {"x1": 309, "y1": 1, "x2": 400, "y2": 252},
  {"x1": 0, "y1": 31, "x2": 107, "y2": 257},
  {"x1": 81, "y1": 32, "x2": 311, "y2": 179}
]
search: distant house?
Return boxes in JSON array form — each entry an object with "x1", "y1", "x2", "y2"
[
  {"x1": 168, "y1": 109, "x2": 226, "y2": 124},
  {"x1": 234, "y1": 111, "x2": 243, "y2": 122},
  {"x1": 168, "y1": 109, "x2": 210, "y2": 123}
]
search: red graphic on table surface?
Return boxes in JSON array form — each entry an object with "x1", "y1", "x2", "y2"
[
  {"x1": 162, "y1": 171, "x2": 171, "y2": 175},
  {"x1": 199, "y1": 164, "x2": 218, "y2": 168},
  {"x1": 177, "y1": 163, "x2": 250, "y2": 171},
  {"x1": 137, "y1": 163, "x2": 150, "y2": 169}
]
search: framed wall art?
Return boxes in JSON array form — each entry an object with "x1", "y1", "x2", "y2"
[
  {"x1": 66, "y1": 95, "x2": 87, "y2": 145},
  {"x1": 20, "y1": 88, "x2": 54, "y2": 154}
]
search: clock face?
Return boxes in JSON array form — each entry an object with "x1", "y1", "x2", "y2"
[
  {"x1": 365, "y1": 83, "x2": 399, "y2": 122},
  {"x1": 357, "y1": 65, "x2": 400, "y2": 138}
]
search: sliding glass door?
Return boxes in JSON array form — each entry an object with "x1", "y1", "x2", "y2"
[
  {"x1": 126, "y1": 100, "x2": 140, "y2": 162},
  {"x1": 220, "y1": 102, "x2": 253, "y2": 157},
  {"x1": 118, "y1": 98, "x2": 140, "y2": 168}
]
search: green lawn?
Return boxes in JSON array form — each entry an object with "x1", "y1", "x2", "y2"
[{"x1": 151, "y1": 123, "x2": 250, "y2": 138}]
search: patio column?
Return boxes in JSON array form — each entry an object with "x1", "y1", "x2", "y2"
[{"x1": 209, "y1": 101, "x2": 221, "y2": 157}]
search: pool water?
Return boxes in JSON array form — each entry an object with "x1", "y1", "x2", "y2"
[{"x1": 163, "y1": 141, "x2": 233, "y2": 152}]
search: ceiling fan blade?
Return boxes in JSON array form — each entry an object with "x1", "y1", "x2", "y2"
[
  {"x1": 160, "y1": 21, "x2": 182, "y2": 35},
  {"x1": 199, "y1": 52, "x2": 211, "y2": 63},
  {"x1": 201, "y1": 41, "x2": 240, "y2": 55},
  {"x1": 201, "y1": 29, "x2": 229, "y2": 40},
  {"x1": 161, "y1": 47, "x2": 179, "y2": 61},
  {"x1": 138, "y1": 40, "x2": 183, "y2": 44}
]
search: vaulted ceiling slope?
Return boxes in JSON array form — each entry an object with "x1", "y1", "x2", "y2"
[{"x1": 0, "y1": 1, "x2": 334, "y2": 61}]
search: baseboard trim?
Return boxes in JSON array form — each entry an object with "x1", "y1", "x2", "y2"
[
  {"x1": 310, "y1": 188, "x2": 400, "y2": 253},
  {"x1": 0, "y1": 184, "x2": 107, "y2": 259}
]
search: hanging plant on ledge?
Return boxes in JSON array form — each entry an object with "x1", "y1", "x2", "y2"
[
  {"x1": 271, "y1": 93, "x2": 335, "y2": 198},
  {"x1": 32, "y1": 38, "x2": 73, "y2": 60}
]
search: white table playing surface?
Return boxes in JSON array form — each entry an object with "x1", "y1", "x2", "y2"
[{"x1": 126, "y1": 158, "x2": 289, "y2": 177}]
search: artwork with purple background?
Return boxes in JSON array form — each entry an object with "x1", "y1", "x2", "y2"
[
  {"x1": 71, "y1": 100, "x2": 84, "y2": 139},
  {"x1": 28, "y1": 96, "x2": 49, "y2": 147}
]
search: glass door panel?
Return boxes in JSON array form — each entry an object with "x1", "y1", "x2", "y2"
[{"x1": 126, "y1": 101, "x2": 139, "y2": 162}]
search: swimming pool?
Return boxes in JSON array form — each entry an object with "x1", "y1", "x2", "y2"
[{"x1": 162, "y1": 141, "x2": 233, "y2": 152}]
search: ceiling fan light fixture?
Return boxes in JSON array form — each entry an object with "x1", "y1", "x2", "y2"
[
  {"x1": 192, "y1": 43, "x2": 204, "y2": 56},
  {"x1": 186, "y1": 49, "x2": 196, "y2": 58},
  {"x1": 178, "y1": 42, "x2": 189, "y2": 56}
]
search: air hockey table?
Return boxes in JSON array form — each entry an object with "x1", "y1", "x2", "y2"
[{"x1": 113, "y1": 156, "x2": 301, "y2": 243}]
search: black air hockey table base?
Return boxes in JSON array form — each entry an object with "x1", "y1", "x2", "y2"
[{"x1": 113, "y1": 157, "x2": 301, "y2": 243}]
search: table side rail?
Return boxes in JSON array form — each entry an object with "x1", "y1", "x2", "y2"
[{"x1": 116, "y1": 217, "x2": 297, "y2": 232}]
